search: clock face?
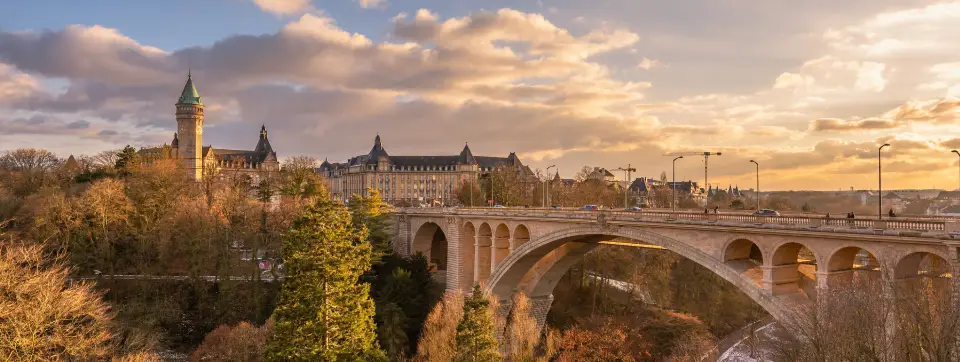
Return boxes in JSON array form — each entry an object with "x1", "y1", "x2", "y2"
[{"x1": 196, "y1": 124, "x2": 203, "y2": 135}]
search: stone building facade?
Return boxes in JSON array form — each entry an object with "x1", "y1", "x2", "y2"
[
  {"x1": 317, "y1": 135, "x2": 535, "y2": 205},
  {"x1": 143, "y1": 72, "x2": 280, "y2": 182}
]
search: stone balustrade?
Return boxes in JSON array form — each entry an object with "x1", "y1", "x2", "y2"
[{"x1": 395, "y1": 207, "x2": 959, "y2": 240}]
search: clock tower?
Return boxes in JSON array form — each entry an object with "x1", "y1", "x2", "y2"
[{"x1": 175, "y1": 70, "x2": 204, "y2": 180}]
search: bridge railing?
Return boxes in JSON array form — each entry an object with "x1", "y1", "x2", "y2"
[{"x1": 397, "y1": 207, "x2": 957, "y2": 234}]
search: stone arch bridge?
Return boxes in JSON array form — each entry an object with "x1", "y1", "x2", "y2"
[{"x1": 392, "y1": 208, "x2": 960, "y2": 328}]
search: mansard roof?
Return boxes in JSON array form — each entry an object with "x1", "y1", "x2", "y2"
[
  {"x1": 343, "y1": 135, "x2": 530, "y2": 173},
  {"x1": 390, "y1": 156, "x2": 461, "y2": 166}
]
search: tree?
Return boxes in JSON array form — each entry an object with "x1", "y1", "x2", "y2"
[
  {"x1": 349, "y1": 187, "x2": 392, "y2": 264},
  {"x1": 265, "y1": 199, "x2": 384, "y2": 361},
  {"x1": 454, "y1": 285, "x2": 502, "y2": 362},
  {"x1": 375, "y1": 268, "x2": 418, "y2": 359},
  {"x1": 114, "y1": 145, "x2": 140, "y2": 177},
  {"x1": 763, "y1": 195, "x2": 795, "y2": 210},
  {"x1": 801, "y1": 201, "x2": 813, "y2": 213},
  {"x1": 485, "y1": 165, "x2": 527, "y2": 206},
  {"x1": 191, "y1": 319, "x2": 273, "y2": 362},
  {"x1": 377, "y1": 303, "x2": 410, "y2": 360},
  {"x1": 731, "y1": 199, "x2": 745, "y2": 210},
  {"x1": 414, "y1": 292, "x2": 464, "y2": 362},
  {"x1": 0, "y1": 148, "x2": 61, "y2": 196},
  {"x1": 280, "y1": 156, "x2": 322, "y2": 202},
  {"x1": 454, "y1": 179, "x2": 485, "y2": 207},
  {"x1": 78, "y1": 178, "x2": 134, "y2": 276},
  {"x1": 503, "y1": 293, "x2": 538, "y2": 362},
  {"x1": 372, "y1": 253, "x2": 442, "y2": 357},
  {"x1": 0, "y1": 243, "x2": 111, "y2": 361}
]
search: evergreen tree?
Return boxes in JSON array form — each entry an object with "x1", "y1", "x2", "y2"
[
  {"x1": 264, "y1": 199, "x2": 385, "y2": 361},
  {"x1": 376, "y1": 302, "x2": 409, "y2": 360},
  {"x1": 454, "y1": 285, "x2": 502, "y2": 362},
  {"x1": 348, "y1": 187, "x2": 392, "y2": 264},
  {"x1": 371, "y1": 254, "x2": 442, "y2": 356},
  {"x1": 114, "y1": 145, "x2": 140, "y2": 177}
]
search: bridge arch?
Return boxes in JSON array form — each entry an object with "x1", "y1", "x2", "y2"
[
  {"x1": 722, "y1": 237, "x2": 765, "y2": 263},
  {"x1": 769, "y1": 241, "x2": 819, "y2": 296},
  {"x1": 476, "y1": 223, "x2": 494, "y2": 283},
  {"x1": 825, "y1": 245, "x2": 882, "y2": 272},
  {"x1": 493, "y1": 223, "x2": 511, "y2": 269},
  {"x1": 894, "y1": 251, "x2": 951, "y2": 279},
  {"x1": 459, "y1": 222, "x2": 477, "y2": 289},
  {"x1": 513, "y1": 224, "x2": 530, "y2": 250},
  {"x1": 487, "y1": 225, "x2": 792, "y2": 321},
  {"x1": 412, "y1": 222, "x2": 448, "y2": 267}
]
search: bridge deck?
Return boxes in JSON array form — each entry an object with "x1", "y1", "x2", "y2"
[{"x1": 399, "y1": 207, "x2": 960, "y2": 241}]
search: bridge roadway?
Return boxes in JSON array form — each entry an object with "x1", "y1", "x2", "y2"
[{"x1": 392, "y1": 207, "x2": 960, "y2": 332}]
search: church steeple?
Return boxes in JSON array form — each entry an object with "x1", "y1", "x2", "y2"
[{"x1": 177, "y1": 70, "x2": 202, "y2": 105}]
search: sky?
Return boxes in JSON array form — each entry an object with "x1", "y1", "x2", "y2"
[{"x1": 1, "y1": 0, "x2": 959, "y2": 191}]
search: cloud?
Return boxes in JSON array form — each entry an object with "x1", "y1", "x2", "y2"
[
  {"x1": 0, "y1": 25, "x2": 169, "y2": 86},
  {"x1": 810, "y1": 117, "x2": 900, "y2": 131},
  {"x1": 0, "y1": 115, "x2": 95, "y2": 136},
  {"x1": 357, "y1": 0, "x2": 386, "y2": 9},
  {"x1": 941, "y1": 138, "x2": 960, "y2": 150},
  {"x1": 66, "y1": 120, "x2": 90, "y2": 129},
  {"x1": 0, "y1": 63, "x2": 42, "y2": 104},
  {"x1": 252, "y1": 0, "x2": 314, "y2": 16},
  {"x1": 885, "y1": 98, "x2": 960, "y2": 124},
  {"x1": 3, "y1": 2, "x2": 960, "y2": 190},
  {"x1": 636, "y1": 57, "x2": 662, "y2": 70}
]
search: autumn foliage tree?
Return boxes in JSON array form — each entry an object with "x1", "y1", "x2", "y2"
[
  {"x1": 191, "y1": 319, "x2": 273, "y2": 362},
  {"x1": 0, "y1": 242, "x2": 158, "y2": 361},
  {"x1": 414, "y1": 292, "x2": 464, "y2": 362}
]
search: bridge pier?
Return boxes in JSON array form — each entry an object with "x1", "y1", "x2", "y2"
[
  {"x1": 761, "y1": 264, "x2": 801, "y2": 295},
  {"x1": 493, "y1": 294, "x2": 554, "y2": 343},
  {"x1": 444, "y1": 217, "x2": 462, "y2": 293}
]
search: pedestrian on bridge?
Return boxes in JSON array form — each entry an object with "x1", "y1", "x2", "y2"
[{"x1": 888, "y1": 209, "x2": 896, "y2": 218}]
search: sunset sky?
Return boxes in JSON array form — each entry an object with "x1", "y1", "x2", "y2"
[{"x1": 1, "y1": 0, "x2": 959, "y2": 191}]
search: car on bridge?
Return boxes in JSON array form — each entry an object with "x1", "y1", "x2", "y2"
[
  {"x1": 752, "y1": 209, "x2": 780, "y2": 216},
  {"x1": 581, "y1": 205, "x2": 599, "y2": 211},
  {"x1": 624, "y1": 207, "x2": 642, "y2": 212},
  {"x1": 493, "y1": 204, "x2": 506, "y2": 208}
]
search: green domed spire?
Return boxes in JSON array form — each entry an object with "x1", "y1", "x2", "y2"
[{"x1": 177, "y1": 70, "x2": 202, "y2": 105}]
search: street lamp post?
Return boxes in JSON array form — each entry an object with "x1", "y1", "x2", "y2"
[
  {"x1": 952, "y1": 150, "x2": 960, "y2": 191},
  {"x1": 615, "y1": 164, "x2": 636, "y2": 208},
  {"x1": 878, "y1": 143, "x2": 890, "y2": 220},
  {"x1": 544, "y1": 165, "x2": 556, "y2": 207},
  {"x1": 750, "y1": 160, "x2": 759, "y2": 211},
  {"x1": 672, "y1": 156, "x2": 683, "y2": 212}
]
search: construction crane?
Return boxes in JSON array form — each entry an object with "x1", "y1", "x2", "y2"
[
  {"x1": 663, "y1": 152, "x2": 722, "y2": 196},
  {"x1": 614, "y1": 164, "x2": 637, "y2": 208}
]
